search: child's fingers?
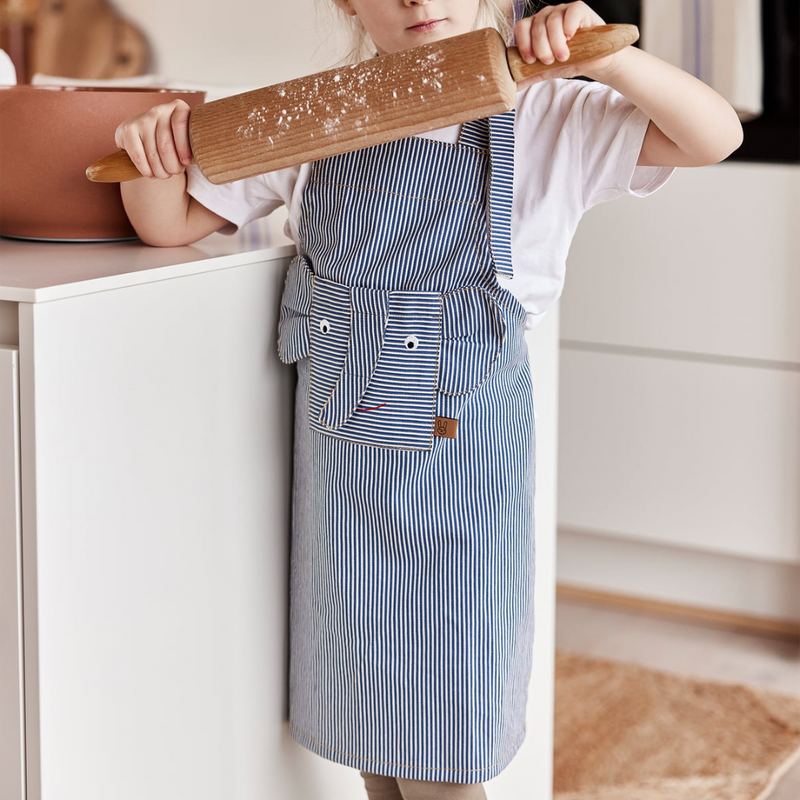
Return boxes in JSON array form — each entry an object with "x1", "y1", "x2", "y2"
[
  {"x1": 115, "y1": 120, "x2": 154, "y2": 179},
  {"x1": 130, "y1": 136, "x2": 157, "y2": 180},
  {"x1": 529, "y1": 7, "x2": 557, "y2": 65},
  {"x1": 513, "y1": 16, "x2": 536, "y2": 63},
  {"x1": 169, "y1": 101, "x2": 193, "y2": 166},
  {"x1": 139, "y1": 127, "x2": 172, "y2": 180},
  {"x1": 545, "y1": 11, "x2": 572, "y2": 62},
  {"x1": 564, "y1": 1, "x2": 606, "y2": 35},
  {"x1": 562, "y1": 2, "x2": 585, "y2": 39},
  {"x1": 153, "y1": 112, "x2": 185, "y2": 177},
  {"x1": 132, "y1": 110, "x2": 170, "y2": 180}
]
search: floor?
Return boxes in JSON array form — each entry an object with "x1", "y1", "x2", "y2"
[{"x1": 554, "y1": 597, "x2": 800, "y2": 800}]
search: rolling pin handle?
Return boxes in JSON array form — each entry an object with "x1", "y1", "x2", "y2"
[
  {"x1": 506, "y1": 23, "x2": 639, "y2": 81},
  {"x1": 85, "y1": 149, "x2": 145, "y2": 183}
]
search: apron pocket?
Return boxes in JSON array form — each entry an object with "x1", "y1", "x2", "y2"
[
  {"x1": 310, "y1": 285, "x2": 442, "y2": 451},
  {"x1": 437, "y1": 287, "x2": 505, "y2": 395}
]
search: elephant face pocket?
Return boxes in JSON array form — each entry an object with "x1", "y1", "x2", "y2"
[
  {"x1": 437, "y1": 287, "x2": 506, "y2": 395},
  {"x1": 309, "y1": 283, "x2": 442, "y2": 451}
]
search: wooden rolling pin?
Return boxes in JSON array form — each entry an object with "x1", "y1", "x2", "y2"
[{"x1": 87, "y1": 24, "x2": 638, "y2": 186}]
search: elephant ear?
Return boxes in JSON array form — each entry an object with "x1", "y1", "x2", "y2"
[
  {"x1": 437, "y1": 287, "x2": 505, "y2": 395},
  {"x1": 277, "y1": 255, "x2": 314, "y2": 365}
]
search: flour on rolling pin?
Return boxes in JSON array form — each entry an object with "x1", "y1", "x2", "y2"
[
  {"x1": 189, "y1": 29, "x2": 516, "y2": 184},
  {"x1": 237, "y1": 51, "x2": 452, "y2": 142}
]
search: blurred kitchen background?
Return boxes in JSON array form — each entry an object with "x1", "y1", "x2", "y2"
[
  {"x1": 1, "y1": 0, "x2": 798, "y2": 797},
  {"x1": 549, "y1": 0, "x2": 800, "y2": 638}
]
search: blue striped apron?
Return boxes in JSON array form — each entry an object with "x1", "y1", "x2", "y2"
[{"x1": 277, "y1": 111, "x2": 536, "y2": 784}]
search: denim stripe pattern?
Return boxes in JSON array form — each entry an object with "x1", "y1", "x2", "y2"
[{"x1": 278, "y1": 111, "x2": 537, "y2": 783}]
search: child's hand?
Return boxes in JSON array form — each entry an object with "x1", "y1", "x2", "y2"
[
  {"x1": 114, "y1": 99, "x2": 193, "y2": 180},
  {"x1": 514, "y1": 1, "x2": 618, "y2": 88}
]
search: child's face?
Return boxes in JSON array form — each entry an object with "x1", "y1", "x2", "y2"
[{"x1": 333, "y1": 0, "x2": 482, "y2": 56}]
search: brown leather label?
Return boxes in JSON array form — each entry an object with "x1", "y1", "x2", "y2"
[{"x1": 434, "y1": 417, "x2": 458, "y2": 439}]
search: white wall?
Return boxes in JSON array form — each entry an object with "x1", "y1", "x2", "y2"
[{"x1": 114, "y1": 0, "x2": 348, "y2": 86}]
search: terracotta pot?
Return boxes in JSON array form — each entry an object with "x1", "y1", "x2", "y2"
[{"x1": 0, "y1": 85, "x2": 206, "y2": 242}]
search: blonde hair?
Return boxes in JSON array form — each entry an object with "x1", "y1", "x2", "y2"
[{"x1": 327, "y1": 1, "x2": 516, "y2": 65}]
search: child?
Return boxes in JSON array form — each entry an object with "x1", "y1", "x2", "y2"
[{"x1": 115, "y1": 2, "x2": 742, "y2": 798}]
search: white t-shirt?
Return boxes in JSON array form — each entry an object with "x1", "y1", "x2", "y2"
[{"x1": 186, "y1": 79, "x2": 674, "y2": 330}]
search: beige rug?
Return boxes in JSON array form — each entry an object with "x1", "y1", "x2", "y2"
[{"x1": 553, "y1": 650, "x2": 800, "y2": 800}]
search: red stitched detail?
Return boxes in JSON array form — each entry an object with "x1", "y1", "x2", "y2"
[{"x1": 356, "y1": 403, "x2": 387, "y2": 412}]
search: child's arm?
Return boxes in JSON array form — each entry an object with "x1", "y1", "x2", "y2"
[
  {"x1": 115, "y1": 99, "x2": 230, "y2": 246},
  {"x1": 514, "y1": 2, "x2": 744, "y2": 167}
]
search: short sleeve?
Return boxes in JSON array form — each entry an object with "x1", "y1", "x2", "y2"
[
  {"x1": 577, "y1": 82, "x2": 675, "y2": 209},
  {"x1": 185, "y1": 164, "x2": 297, "y2": 235}
]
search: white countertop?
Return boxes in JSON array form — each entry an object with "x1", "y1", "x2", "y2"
[{"x1": 0, "y1": 215, "x2": 295, "y2": 304}]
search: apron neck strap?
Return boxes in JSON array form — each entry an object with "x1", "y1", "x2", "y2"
[{"x1": 457, "y1": 111, "x2": 516, "y2": 280}]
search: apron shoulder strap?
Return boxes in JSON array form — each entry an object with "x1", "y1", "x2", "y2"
[
  {"x1": 487, "y1": 110, "x2": 516, "y2": 280},
  {"x1": 458, "y1": 110, "x2": 516, "y2": 280}
]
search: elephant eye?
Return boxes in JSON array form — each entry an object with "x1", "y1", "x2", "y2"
[
  {"x1": 319, "y1": 318, "x2": 331, "y2": 334},
  {"x1": 404, "y1": 335, "x2": 420, "y2": 351}
]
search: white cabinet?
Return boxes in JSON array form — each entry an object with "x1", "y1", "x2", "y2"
[
  {"x1": 561, "y1": 163, "x2": 800, "y2": 363},
  {"x1": 7, "y1": 252, "x2": 304, "y2": 800},
  {"x1": 559, "y1": 347, "x2": 800, "y2": 563},
  {"x1": 557, "y1": 162, "x2": 800, "y2": 625},
  {"x1": 0, "y1": 343, "x2": 24, "y2": 800},
  {"x1": 0, "y1": 235, "x2": 558, "y2": 800}
]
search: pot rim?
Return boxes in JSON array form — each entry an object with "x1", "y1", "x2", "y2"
[{"x1": 0, "y1": 84, "x2": 206, "y2": 95}]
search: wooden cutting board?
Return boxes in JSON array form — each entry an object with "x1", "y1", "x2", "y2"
[
  {"x1": 31, "y1": 0, "x2": 148, "y2": 80},
  {"x1": 87, "y1": 24, "x2": 638, "y2": 185}
]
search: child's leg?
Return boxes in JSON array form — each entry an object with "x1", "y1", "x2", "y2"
[
  {"x1": 360, "y1": 771, "x2": 404, "y2": 799},
  {"x1": 396, "y1": 778, "x2": 487, "y2": 800}
]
